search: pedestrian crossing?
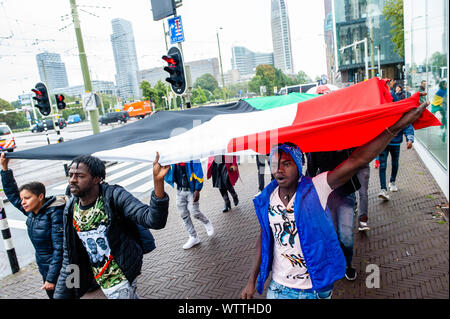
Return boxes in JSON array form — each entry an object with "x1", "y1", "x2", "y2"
[{"x1": 51, "y1": 161, "x2": 155, "y2": 195}]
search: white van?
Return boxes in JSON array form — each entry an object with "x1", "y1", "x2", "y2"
[{"x1": 0, "y1": 123, "x2": 16, "y2": 152}]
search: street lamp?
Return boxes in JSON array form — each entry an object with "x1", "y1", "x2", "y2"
[
  {"x1": 339, "y1": 38, "x2": 369, "y2": 81},
  {"x1": 216, "y1": 27, "x2": 226, "y2": 102}
]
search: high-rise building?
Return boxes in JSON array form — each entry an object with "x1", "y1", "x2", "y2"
[
  {"x1": 36, "y1": 52, "x2": 69, "y2": 91},
  {"x1": 111, "y1": 18, "x2": 140, "y2": 101},
  {"x1": 231, "y1": 46, "x2": 274, "y2": 78},
  {"x1": 271, "y1": 0, "x2": 294, "y2": 75},
  {"x1": 53, "y1": 80, "x2": 116, "y2": 98}
]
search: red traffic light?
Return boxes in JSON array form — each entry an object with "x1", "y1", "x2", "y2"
[
  {"x1": 162, "y1": 55, "x2": 176, "y2": 65},
  {"x1": 31, "y1": 89, "x2": 42, "y2": 96},
  {"x1": 57, "y1": 94, "x2": 64, "y2": 101}
]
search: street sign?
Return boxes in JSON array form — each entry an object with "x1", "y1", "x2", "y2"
[
  {"x1": 82, "y1": 92, "x2": 97, "y2": 111},
  {"x1": 168, "y1": 15, "x2": 184, "y2": 44},
  {"x1": 150, "y1": 0, "x2": 176, "y2": 21},
  {"x1": 18, "y1": 93, "x2": 32, "y2": 105}
]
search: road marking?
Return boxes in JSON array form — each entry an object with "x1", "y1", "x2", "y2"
[
  {"x1": 51, "y1": 161, "x2": 143, "y2": 190},
  {"x1": 130, "y1": 180, "x2": 154, "y2": 193},
  {"x1": 4, "y1": 219, "x2": 27, "y2": 230},
  {"x1": 106, "y1": 162, "x2": 149, "y2": 182},
  {"x1": 119, "y1": 170, "x2": 153, "y2": 187}
]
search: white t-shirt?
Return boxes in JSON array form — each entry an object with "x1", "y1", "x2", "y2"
[{"x1": 269, "y1": 172, "x2": 332, "y2": 289}]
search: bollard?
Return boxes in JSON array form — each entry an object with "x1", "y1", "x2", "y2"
[{"x1": 0, "y1": 198, "x2": 20, "y2": 274}]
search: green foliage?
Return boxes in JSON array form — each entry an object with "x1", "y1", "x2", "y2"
[
  {"x1": 140, "y1": 80, "x2": 169, "y2": 110},
  {"x1": 296, "y1": 71, "x2": 313, "y2": 84},
  {"x1": 193, "y1": 73, "x2": 219, "y2": 93},
  {"x1": 0, "y1": 97, "x2": 29, "y2": 129},
  {"x1": 248, "y1": 64, "x2": 314, "y2": 96},
  {"x1": 428, "y1": 51, "x2": 448, "y2": 81},
  {"x1": 383, "y1": 0, "x2": 404, "y2": 58},
  {"x1": 192, "y1": 86, "x2": 208, "y2": 105}
]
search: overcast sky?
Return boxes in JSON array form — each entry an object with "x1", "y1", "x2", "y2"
[{"x1": 0, "y1": 0, "x2": 327, "y2": 102}]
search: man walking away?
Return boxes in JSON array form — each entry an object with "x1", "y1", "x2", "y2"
[{"x1": 165, "y1": 160, "x2": 214, "y2": 249}]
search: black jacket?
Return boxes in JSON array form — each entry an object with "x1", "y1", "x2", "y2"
[
  {"x1": 53, "y1": 183, "x2": 169, "y2": 299},
  {"x1": 306, "y1": 149, "x2": 360, "y2": 197},
  {"x1": 1, "y1": 169, "x2": 65, "y2": 284}
]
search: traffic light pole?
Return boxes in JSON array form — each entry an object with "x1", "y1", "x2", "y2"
[
  {"x1": 40, "y1": 60, "x2": 63, "y2": 143},
  {"x1": 70, "y1": 0, "x2": 100, "y2": 134},
  {"x1": 173, "y1": 6, "x2": 192, "y2": 109}
]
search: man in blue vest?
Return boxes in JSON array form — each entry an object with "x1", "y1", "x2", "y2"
[
  {"x1": 165, "y1": 160, "x2": 214, "y2": 249},
  {"x1": 241, "y1": 99, "x2": 429, "y2": 299}
]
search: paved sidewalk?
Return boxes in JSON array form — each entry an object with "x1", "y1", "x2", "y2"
[{"x1": 0, "y1": 146, "x2": 448, "y2": 299}]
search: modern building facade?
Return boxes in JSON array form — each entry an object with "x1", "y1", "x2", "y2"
[
  {"x1": 110, "y1": 18, "x2": 140, "y2": 102},
  {"x1": 271, "y1": 0, "x2": 294, "y2": 75},
  {"x1": 231, "y1": 46, "x2": 274, "y2": 78},
  {"x1": 138, "y1": 58, "x2": 220, "y2": 90},
  {"x1": 326, "y1": 0, "x2": 405, "y2": 84},
  {"x1": 36, "y1": 52, "x2": 69, "y2": 91},
  {"x1": 404, "y1": 0, "x2": 448, "y2": 199}
]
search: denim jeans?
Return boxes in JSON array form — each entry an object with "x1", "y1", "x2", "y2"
[
  {"x1": 356, "y1": 165, "x2": 370, "y2": 221},
  {"x1": 266, "y1": 280, "x2": 333, "y2": 299},
  {"x1": 328, "y1": 191, "x2": 356, "y2": 268},
  {"x1": 378, "y1": 144, "x2": 401, "y2": 190}
]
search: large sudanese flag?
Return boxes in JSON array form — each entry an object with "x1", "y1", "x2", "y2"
[{"x1": 6, "y1": 78, "x2": 441, "y2": 165}]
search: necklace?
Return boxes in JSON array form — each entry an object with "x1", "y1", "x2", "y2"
[{"x1": 279, "y1": 188, "x2": 295, "y2": 203}]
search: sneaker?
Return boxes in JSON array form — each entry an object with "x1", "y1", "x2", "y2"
[
  {"x1": 358, "y1": 221, "x2": 370, "y2": 232},
  {"x1": 378, "y1": 189, "x2": 390, "y2": 201},
  {"x1": 345, "y1": 267, "x2": 357, "y2": 281},
  {"x1": 374, "y1": 159, "x2": 380, "y2": 169},
  {"x1": 389, "y1": 182, "x2": 398, "y2": 192},
  {"x1": 204, "y1": 222, "x2": 214, "y2": 237},
  {"x1": 182, "y1": 236, "x2": 200, "y2": 249}
]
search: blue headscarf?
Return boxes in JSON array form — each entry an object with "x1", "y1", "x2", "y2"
[{"x1": 268, "y1": 143, "x2": 303, "y2": 179}]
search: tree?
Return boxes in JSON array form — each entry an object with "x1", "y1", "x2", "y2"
[
  {"x1": 383, "y1": 0, "x2": 404, "y2": 58},
  {"x1": 428, "y1": 51, "x2": 448, "y2": 81},
  {"x1": 296, "y1": 71, "x2": 313, "y2": 84},
  {"x1": 0, "y1": 98, "x2": 29, "y2": 130},
  {"x1": 193, "y1": 73, "x2": 219, "y2": 93},
  {"x1": 192, "y1": 86, "x2": 208, "y2": 105}
]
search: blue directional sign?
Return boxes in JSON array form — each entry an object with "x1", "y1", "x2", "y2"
[{"x1": 168, "y1": 15, "x2": 185, "y2": 44}]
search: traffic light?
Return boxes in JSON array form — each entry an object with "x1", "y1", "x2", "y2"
[
  {"x1": 162, "y1": 46, "x2": 186, "y2": 95},
  {"x1": 55, "y1": 94, "x2": 66, "y2": 110},
  {"x1": 31, "y1": 82, "x2": 51, "y2": 116}
]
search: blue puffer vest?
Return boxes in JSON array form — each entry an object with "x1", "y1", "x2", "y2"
[
  {"x1": 253, "y1": 144, "x2": 346, "y2": 294},
  {"x1": 164, "y1": 160, "x2": 204, "y2": 192}
]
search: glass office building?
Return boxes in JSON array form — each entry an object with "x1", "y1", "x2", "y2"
[
  {"x1": 404, "y1": 0, "x2": 448, "y2": 198},
  {"x1": 333, "y1": 0, "x2": 404, "y2": 83}
]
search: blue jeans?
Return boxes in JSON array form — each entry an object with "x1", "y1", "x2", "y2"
[
  {"x1": 266, "y1": 280, "x2": 333, "y2": 299},
  {"x1": 378, "y1": 144, "x2": 401, "y2": 190},
  {"x1": 328, "y1": 192, "x2": 356, "y2": 268},
  {"x1": 356, "y1": 165, "x2": 370, "y2": 221}
]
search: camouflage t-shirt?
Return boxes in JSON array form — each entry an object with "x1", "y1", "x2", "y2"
[{"x1": 73, "y1": 197, "x2": 127, "y2": 289}]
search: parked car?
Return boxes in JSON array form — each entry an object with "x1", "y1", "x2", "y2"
[
  {"x1": 30, "y1": 118, "x2": 66, "y2": 133},
  {"x1": 0, "y1": 123, "x2": 16, "y2": 152},
  {"x1": 99, "y1": 111, "x2": 129, "y2": 125},
  {"x1": 68, "y1": 114, "x2": 82, "y2": 124}
]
